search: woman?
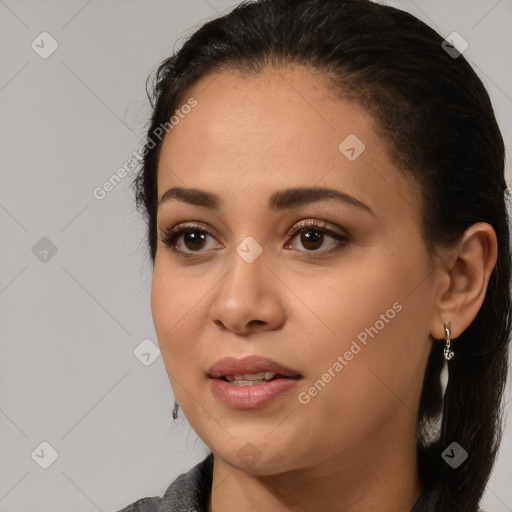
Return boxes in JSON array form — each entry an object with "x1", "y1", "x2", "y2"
[{"x1": 116, "y1": 0, "x2": 511, "y2": 510}]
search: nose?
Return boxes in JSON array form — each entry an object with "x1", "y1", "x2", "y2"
[{"x1": 208, "y1": 244, "x2": 286, "y2": 336}]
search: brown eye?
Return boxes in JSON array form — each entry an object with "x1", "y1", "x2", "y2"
[
  {"x1": 285, "y1": 220, "x2": 349, "y2": 254},
  {"x1": 159, "y1": 220, "x2": 349, "y2": 259},
  {"x1": 159, "y1": 223, "x2": 220, "y2": 256},
  {"x1": 300, "y1": 229, "x2": 325, "y2": 251},
  {"x1": 181, "y1": 230, "x2": 208, "y2": 251}
]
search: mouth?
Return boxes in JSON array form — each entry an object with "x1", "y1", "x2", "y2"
[
  {"x1": 207, "y1": 354, "x2": 303, "y2": 382},
  {"x1": 220, "y1": 371, "x2": 299, "y2": 386},
  {"x1": 207, "y1": 355, "x2": 303, "y2": 408}
]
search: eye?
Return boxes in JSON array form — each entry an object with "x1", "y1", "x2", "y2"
[
  {"x1": 158, "y1": 222, "x2": 221, "y2": 257},
  {"x1": 158, "y1": 219, "x2": 349, "y2": 258},
  {"x1": 284, "y1": 219, "x2": 349, "y2": 255}
]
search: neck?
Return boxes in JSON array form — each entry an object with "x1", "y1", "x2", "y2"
[{"x1": 208, "y1": 419, "x2": 424, "y2": 512}]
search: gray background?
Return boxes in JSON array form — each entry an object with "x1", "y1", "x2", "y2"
[{"x1": 0, "y1": 1, "x2": 511, "y2": 511}]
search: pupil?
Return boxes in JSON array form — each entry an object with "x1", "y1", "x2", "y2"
[
  {"x1": 184, "y1": 230, "x2": 206, "y2": 250},
  {"x1": 301, "y1": 229, "x2": 323, "y2": 250}
]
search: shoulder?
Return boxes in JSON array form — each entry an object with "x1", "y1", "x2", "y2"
[
  {"x1": 115, "y1": 496, "x2": 158, "y2": 512},
  {"x1": 112, "y1": 453, "x2": 214, "y2": 512}
]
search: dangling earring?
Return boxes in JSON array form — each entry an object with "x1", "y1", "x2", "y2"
[
  {"x1": 443, "y1": 321, "x2": 454, "y2": 361},
  {"x1": 172, "y1": 399, "x2": 179, "y2": 420}
]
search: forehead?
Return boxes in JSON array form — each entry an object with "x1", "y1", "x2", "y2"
[
  {"x1": 161, "y1": 67, "x2": 366, "y2": 166},
  {"x1": 156, "y1": 67, "x2": 422, "y2": 221}
]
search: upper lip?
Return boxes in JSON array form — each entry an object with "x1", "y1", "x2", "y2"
[{"x1": 208, "y1": 355, "x2": 303, "y2": 379}]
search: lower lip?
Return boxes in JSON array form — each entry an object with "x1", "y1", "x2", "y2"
[{"x1": 210, "y1": 377, "x2": 301, "y2": 409}]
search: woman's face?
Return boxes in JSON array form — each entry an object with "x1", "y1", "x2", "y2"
[{"x1": 151, "y1": 66, "x2": 440, "y2": 474}]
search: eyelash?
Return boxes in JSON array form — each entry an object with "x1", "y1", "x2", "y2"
[{"x1": 158, "y1": 219, "x2": 350, "y2": 259}]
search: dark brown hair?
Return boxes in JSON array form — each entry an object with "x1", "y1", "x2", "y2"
[{"x1": 132, "y1": 1, "x2": 511, "y2": 509}]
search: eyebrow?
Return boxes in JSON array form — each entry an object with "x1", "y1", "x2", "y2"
[{"x1": 158, "y1": 186, "x2": 375, "y2": 215}]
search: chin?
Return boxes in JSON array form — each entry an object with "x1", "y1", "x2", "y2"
[{"x1": 210, "y1": 436, "x2": 299, "y2": 476}]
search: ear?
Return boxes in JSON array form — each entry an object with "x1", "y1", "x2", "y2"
[{"x1": 429, "y1": 222, "x2": 498, "y2": 341}]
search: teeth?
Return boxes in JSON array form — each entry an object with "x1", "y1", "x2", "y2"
[
  {"x1": 224, "y1": 372, "x2": 276, "y2": 382},
  {"x1": 229, "y1": 380, "x2": 266, "y2": 386}
]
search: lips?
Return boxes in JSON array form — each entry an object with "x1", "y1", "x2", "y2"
[
  {"x1": 207, "y1": 355, "x2": 303, "y2": 380},
  {"x1": 208, "y1": 355, "x2": 303, "y2": 409}
]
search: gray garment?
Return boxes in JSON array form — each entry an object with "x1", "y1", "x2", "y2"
[{"x1": 114, "y1": 453, "x2": 485, "y2": 512}]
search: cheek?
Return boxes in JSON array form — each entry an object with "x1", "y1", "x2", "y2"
[
  {"x1": 150, "y1": 260, "x2": 199, "y2": 375},
  {"x1": 292, "y1": 307, "x2": 419, "y2": 452},
  {"x1": 150, "y1": 254, "x2": 209, "y2": 334},
  {"x1": 295, "y1": 274, "x2": 403, "y2": 391},
  {"x1": 295, "y1": 248, "x2": 431, "y2": 427}
]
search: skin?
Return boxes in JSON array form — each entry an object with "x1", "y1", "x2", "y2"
[{"x1": 150, "y1": 65, "x2": 497, "y2": 512}]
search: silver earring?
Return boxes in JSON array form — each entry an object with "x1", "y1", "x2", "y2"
[
  {"x1": 443, "y1": 321, "x2": 454, "y2": 361},
  {"x1": 172, "y1": 399, "x2": 179, "y2": 420}
]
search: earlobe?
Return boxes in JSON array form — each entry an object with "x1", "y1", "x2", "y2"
[{"x1": 429, "y1": 222, "x2": 498, "y2": 341}]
